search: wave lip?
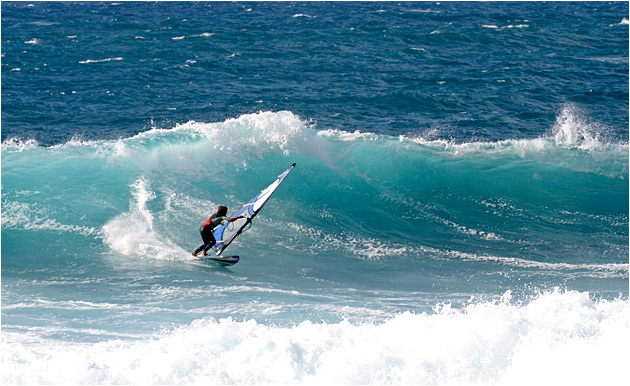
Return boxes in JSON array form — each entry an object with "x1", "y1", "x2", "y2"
[
  {"x1": 400, "y1": 104, "x2": 628, "y2": 179},
  {"x1": 1, "y1": 137, "x2": 39, "y2": 152},
  {"x1": 407, "y1": 104, "x2": 627, "y2": 155},
  {"x1": 548, "y1": 103, "x2": 620, "y2": 151}
]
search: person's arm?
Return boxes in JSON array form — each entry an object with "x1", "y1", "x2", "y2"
[{"x1": 227, "y1": 215, "x2": 246, "y2": 222}]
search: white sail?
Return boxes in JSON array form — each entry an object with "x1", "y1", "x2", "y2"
[{"x1": 212, "y1": 163, "x2": 296, "y2": 255}]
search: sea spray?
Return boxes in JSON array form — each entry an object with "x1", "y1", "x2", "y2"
[{"x1": 101, "y1": 177, "x2": 185, "y2": 260}]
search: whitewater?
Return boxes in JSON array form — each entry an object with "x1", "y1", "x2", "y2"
[{"x1": 3, "y1": 292, "x2": 628, "y2": 385}]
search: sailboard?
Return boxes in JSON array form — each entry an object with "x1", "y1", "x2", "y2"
[
  {"x1": 211, "y1": 163, "x2": 296, "y2": 256},
  {"x1": 195, "y1": 255, "x2": 240, "y2": 266}
]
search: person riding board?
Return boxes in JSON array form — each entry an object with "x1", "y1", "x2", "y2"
[{"x1": 192, "y1": 206, "x2": 244, "y2": 256}]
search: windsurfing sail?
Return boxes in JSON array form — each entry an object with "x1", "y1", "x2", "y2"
[{"x1": 212, "y1": 163, "x2": 296, "y2": 255}]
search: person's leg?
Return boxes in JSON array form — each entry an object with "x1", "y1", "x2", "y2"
[
  {"x1": 202, "y1": 230, "x2": 217, "y2": 254},
  {"x1": 193, "y1": 226, "x2": 213, "y2": 255}
]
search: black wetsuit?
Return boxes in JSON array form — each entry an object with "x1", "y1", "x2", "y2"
[{"x1": 194, "y1": 213, "x2": 228, "y2": 255}]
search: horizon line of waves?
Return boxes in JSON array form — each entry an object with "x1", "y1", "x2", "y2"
[
  {"x1": 0, "y1": 134, "x2": 125, "y2": 150},
  {"x1": 2, "y1": 289, "x2": 627, "y2": 385}
]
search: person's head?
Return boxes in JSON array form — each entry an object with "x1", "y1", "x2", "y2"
[{"x1": 217, "y1": 206, "x2": 228, "y2": 216}]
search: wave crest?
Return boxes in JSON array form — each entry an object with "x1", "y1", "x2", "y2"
[{"x1": 548, "y1": 103, "x2": 618, "y2": 150}]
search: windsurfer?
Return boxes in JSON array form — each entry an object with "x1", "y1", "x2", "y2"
[{"x1": 192, "y1": 206, "x2": 243, "y2": 256}]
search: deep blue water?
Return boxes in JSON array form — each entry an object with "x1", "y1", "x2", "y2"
[
  {"x1": 2, "y1": 1, "x2": 629, "y2": 145},
  {"x1": 2, "y1": 2, "x2": 629, "y2": 384}
]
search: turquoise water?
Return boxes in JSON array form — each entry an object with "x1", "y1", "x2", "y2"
[{"x1": 2, "y1": 2, "x2": 628, "y2": 384}]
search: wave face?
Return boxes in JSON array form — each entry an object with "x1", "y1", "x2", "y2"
[
  {"x1": 2, "y1": 110, "x2": 628, "y2": 384},
  {"x1": 3, "y1": 109, "x2": 627, "y2": 266}
]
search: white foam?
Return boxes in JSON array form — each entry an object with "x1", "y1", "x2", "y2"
[
  {"x1": 2, "y1": 299, "x2": 123, "y2": 311},
  {"x1": 1, "y1": 137, "x2": 39, "y2": 151},
  {"x1": 164, "y1": 110, "x2": 328, "y2": 166},
  {"x1": 93, "y1": 111, "x2": 364, "y2": 173},
  {"x1": 286, "y1": 216, "x2": 626, "y2": 278},
  {"x1": 399, "y1": 105, "x2": 628, "y2": 180},
  {"x1": 446, "y1": 250, "x2": 629, "y2": 279},
  {"x1": 611, "y1": 17, "x2": 629, "y2": 26},
  {"x1": 50, "y1": 135, "x2": 99, "y2": 148},
  {"x1": 79, "y1": 57, "x2": 123, "y2": 64},
  {"x1": 548, "y1": 103, "x2": 614, "y2": 150},
  {"x1": 2, "y1": 290, "x2": 627, "y2": 385},
  {"x1": 317, "y1": 129, "x2": 379, "y2": 142},
  {"x1": 31, "y1": 108, "x2": 623, "y2": 180},
  {"x1": 102, "y1": 178, "x2": 185, "y2": 260},
  {"x1": 147, "y1": 111, "x2": 307, "y2": 149},
  {"x1": 483, "y1": 24, "x2": 529, "y2": 31},
  {"x1": 172, "y1": 32, "x2": 214, "y2": 40}
]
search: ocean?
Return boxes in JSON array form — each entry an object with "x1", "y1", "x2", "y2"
[{"x1": 1, "y1": 2, "x2": 629, "y2": 384}]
